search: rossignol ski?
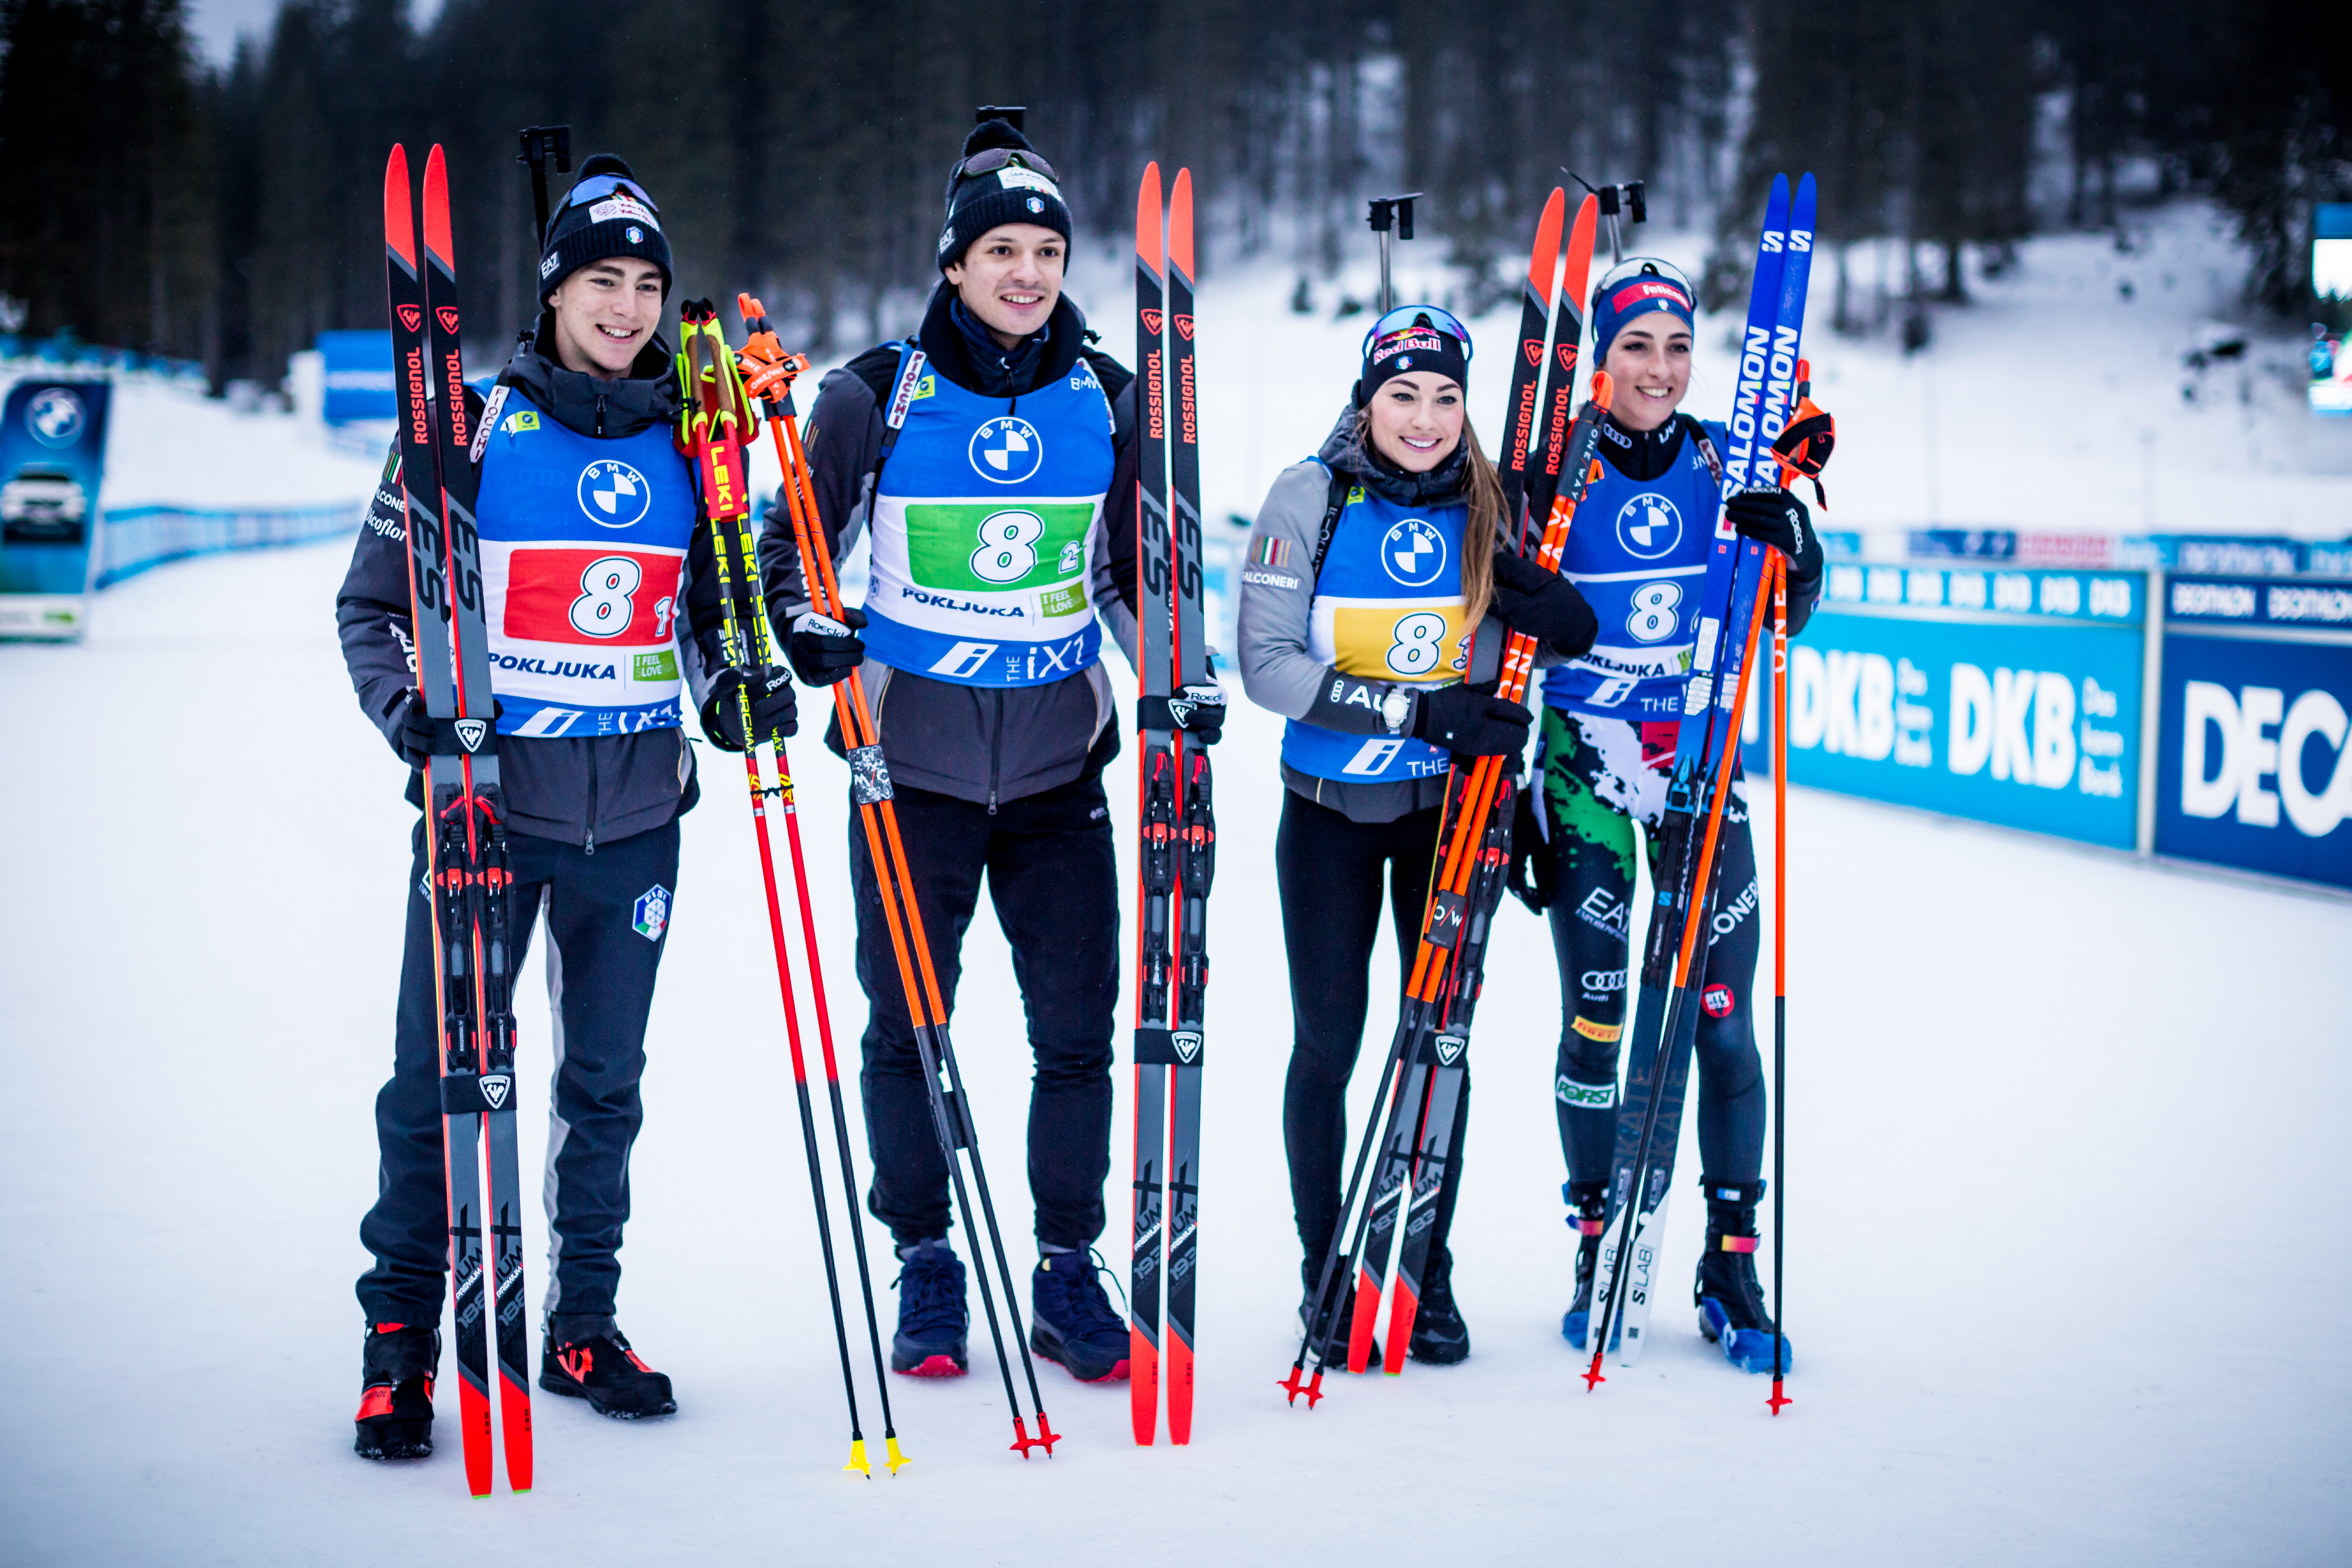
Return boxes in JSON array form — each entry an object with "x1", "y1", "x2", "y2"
[
  {"x1": 678, "y1": 301, "x2": 905, "y2": 1477},
  {"x1": 746, "y1": 326, "x2": 1060, "y2": 1461},
  {"x1": 1282, "y1": 192, "x2": 1610, "y2": 1407},
  {"x1": 1130, "y1": 164, "x2": 1219, "y2": 1447},
  {"x1": 383, "y1": 143, "x2": 532, "y2": 1497},
  {"x1": 1584, "y1": 171, "x2": 1817, "y2": 1385}
]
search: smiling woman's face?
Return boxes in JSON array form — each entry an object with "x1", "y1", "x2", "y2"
[
  {"x1": 1365, "y1": 371, "x2": 1465, "y2": 473},
  {"x1": 1599, "y1": 313, "x2": 1694, "y2": 432}
]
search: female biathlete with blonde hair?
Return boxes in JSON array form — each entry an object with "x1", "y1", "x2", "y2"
[{"x1": 1237, "y1": 308, "x2": 1599, "y2": 1366}]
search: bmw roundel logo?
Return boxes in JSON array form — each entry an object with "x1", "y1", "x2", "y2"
[
  {"x1": 578, "y1": 459, "x2": 653, "y2": 528},
  {"x1": 1614, "y1": 493, "x2": 1684, "y2": 560},
  {"x1": 969, "y1": 416, "x2": 1043, "y2": 484},
  {"x1": 26, "y1": 387, "x2": 86, "y2": 448},
  {"x1": 1380, "y1": 517, "x2": 1448, "y2": 587}
]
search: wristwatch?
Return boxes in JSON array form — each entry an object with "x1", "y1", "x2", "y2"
[{"x1": 1378, "y1": 686, "x2": 1414, "y2": 736}]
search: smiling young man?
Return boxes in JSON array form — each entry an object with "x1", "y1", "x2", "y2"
[
  {"x1": 756, "y1": 110, "x2": 1196, "y2": 1390},
  {"x1": 1514, "y1": 257, "x2": 1826, "y2": 1375},
  {"x1": 336, "y1": 155, "x2": 780, "y2": 1459}
]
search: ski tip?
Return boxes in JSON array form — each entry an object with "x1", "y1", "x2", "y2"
[
  {"x1": 884, "y1": 1436, "x2": 912, "y2": 1475},
  {"x1": 1168, "y1": 168, "x2": 1194, "y2": 277},
  {"x1": 846, "y1": 1439, "x2": 872, "y2": 1478},
  {"x1": 1137, "y1": 163, "x2": 1164, "y2": 272},
  {"x1": 422, "y1": 146, "x2": 453, "y2": 265}
]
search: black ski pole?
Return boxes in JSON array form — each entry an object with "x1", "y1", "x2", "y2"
[{"x1": 516, "y1": 125, "x2": 572, "y2": 241}]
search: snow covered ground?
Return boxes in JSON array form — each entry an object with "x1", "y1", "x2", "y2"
[{"x1": 4, "y1": 197, "x2": 2350, "y2": 1564}]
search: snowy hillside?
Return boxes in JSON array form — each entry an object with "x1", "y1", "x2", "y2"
[{"x1": 3, "y1": 196, "x2": 2349, "y2": 1565}]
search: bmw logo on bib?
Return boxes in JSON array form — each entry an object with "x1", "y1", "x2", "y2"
[
  {"x1": 1615, "y1": 493, "x2": 1683, "y2": 560},
  {"x1": 578, "y1": 459, "x2": 653, "y2": 528},
  {"x1": 1381, "y1": 517, "x2": 1447, "y2": 587},
  {"x1": 969, "y1": 416, "x2": 1044, "y2": 485}
]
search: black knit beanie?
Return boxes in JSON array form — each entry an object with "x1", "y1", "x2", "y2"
[
  {"x1": 937, "y1": 118, "x2": 1073, "y2": 272},
  {"x1": 539, "y1": 154, "x2": 674, "y2": 302}
]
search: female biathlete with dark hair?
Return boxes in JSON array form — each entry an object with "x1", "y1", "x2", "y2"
[
  {"x1": 1237, "y1": 307, "x2": 1599, "y2": 1366},
  {"x1": 1511, "y1": 258, "x2": 1825, "y2": 1372}
]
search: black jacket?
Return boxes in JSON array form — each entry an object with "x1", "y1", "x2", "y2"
[
  {"x1": 335, "y1": 330, "x2": 726, "y2": 848},
  {"x1": 757, "y1": 283, "x2": 1143, "y2": 809}
]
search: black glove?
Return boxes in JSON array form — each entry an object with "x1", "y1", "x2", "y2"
[
  {"x1": 700, "y1": 664, "x2": 799, "y2": 751},
  {"x1": 1489, "y1": 549, "x2": 1599, "y2": 657},
  {"x1": 1139, "y1": 682, "x2": 1227, "y2": 745},
  {"x1": 388, "y1": 692, "x2": 500, "y2": 768},
  {"x1": 1505, "y1": 783, "x2": 1555, "y2": 913},
  {"x1": 1410, "y1": 679, "x2": 1532, "y2": 760},
  {"x1": 1726, "y1": 486, "x2": 1825, "y2": 594},
  {"x1": 785, "y1": 606, "x2": 867, "y2": 687}
]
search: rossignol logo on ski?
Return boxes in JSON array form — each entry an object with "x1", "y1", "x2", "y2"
[
  {"x1": 478, "y1": 1073, "x2": 511, "y2": 1111},
  {"x1": 1173, "y1": 1031, "x2": 1202, "y2": 1064},
  {"x1": 436, "y1": 306, "x2": 460, "y2": 335},
  {"x1": 1141, "y1": 308, "x2": 1164, "y2": 337},
  {"x1": 1433, "y1": 1034, "x2": 1466, "y2": 1066},
  {"x1": 397, "y1": 305, "x2": 422, "y2": 332},
  {"x1": 454, "y1": 718, "x2": 487, "y2": 752}
]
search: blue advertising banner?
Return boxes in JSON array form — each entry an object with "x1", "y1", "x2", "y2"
[
  {"x1": 0, "y1": 378, "x2": 111, "y2": 638},
  {"x1": 1743, "y1": 563, "x2": 2148, "y2": 849},
  {"x1": 2154, "y1": 575, "x2": 2352, "y2": 889},
  {"x1": 318, "y1": 329, "x2": 395, "y2": 423}
]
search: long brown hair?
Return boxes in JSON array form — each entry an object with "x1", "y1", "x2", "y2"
[{"x1": 1352, "y1": 409, "x2": 1503, "y2": 634}]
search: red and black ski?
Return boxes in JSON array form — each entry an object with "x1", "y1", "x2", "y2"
[
  {"x1": 1130, "y1": 164, "x2": 1218, "y2": 1446},
  {"x1": 384, "y1": 143, "x2": 532, "y2": 1496}
]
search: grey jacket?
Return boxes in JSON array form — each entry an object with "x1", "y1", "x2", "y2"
[{"x1": 1237, "y1": 408, "x2": 1518, "y2": 825}]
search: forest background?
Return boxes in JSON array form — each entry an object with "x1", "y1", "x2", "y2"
[{"x1": 0, "y1": 0, "x2": 2345, "y2": 390}]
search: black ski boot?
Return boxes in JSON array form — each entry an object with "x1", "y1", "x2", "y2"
[
  {"x1": 1560, "y1": 1180, "x2": 1612, "y2": 1350},
  {"x1": 1405, "y1": 1254, "x2": 1470, "y2": 1365},
  {"x1": 539, "y1": 1315, "x2": 677, "y2": 1418},
  {"x1": 1298, "y1": 1261, "x2": 1378, "y2": 1370},
  {"x1": 354, "y1": 1321, "x2": 437, "y2": 1460},
  {"x1": 1694, "y1": 1178, "x2": 1793, "y2": 1375},
  {"x1": 890, "y1": 1239, "x2": 969, "y2": 1377}
]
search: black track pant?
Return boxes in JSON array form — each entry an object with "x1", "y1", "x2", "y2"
[
  {"x1": 1539, "y1": 709, "x2": 1765, "y2": 1191},
  {"x1": 358, "y1": 816, "x2": 679, "y2": 1329},
  {"x1": 850, "y1": 772, "x2": 1119, "y2": 1251},
  {"x1": 1275, "y1": 790, "x2": 1469, "y2": 1284}
]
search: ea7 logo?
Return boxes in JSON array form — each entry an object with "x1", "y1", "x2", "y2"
[
  {"x1": 397, "y1": 305, "x2": 423, "y2": 332},
  {"x1": 436, "y1": 306, "x2": 460, "y2": 335},
  {"x1": 1141, "y1": 309, "x2": 1164, "y2": 337}
]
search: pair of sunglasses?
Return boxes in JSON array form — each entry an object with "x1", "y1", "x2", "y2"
[
  {"x1": 1595, "y1": 256, "x2": 1693, "y2": 301},
  {"x1": 946, "y1": 145, "x2": 1061, "y2": 199},
  {"x1": 563, "y1": 173, "x2": 660, "y2": 213}
]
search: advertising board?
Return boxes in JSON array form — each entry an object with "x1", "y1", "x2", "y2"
[{"x1": 0, "y1": 378, "x2": 111, "y2": 638}]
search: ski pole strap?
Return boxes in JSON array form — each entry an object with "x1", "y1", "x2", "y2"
[
  {"x1": 1770, "y1": 401, "x2": 1834, "y2": 508},
  {"x1": 440, "y1": 1071, "x2": 517, "y2": 1115},
  {"x1": 1307, "y1": 464, "x2": 1350, "y2": 583}
]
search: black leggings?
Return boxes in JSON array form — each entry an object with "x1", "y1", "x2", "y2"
[{"x1": 1275, "y1": 789, "x2": 1469, "y2": 1283}]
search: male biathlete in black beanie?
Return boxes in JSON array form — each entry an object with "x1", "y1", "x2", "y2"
[
  {"x1": 757, "y1": 112, "x2": 1206, "y2": 1388},
  {"x1": 338, "y1": 155, "x2": 791, "y2": 1458}
]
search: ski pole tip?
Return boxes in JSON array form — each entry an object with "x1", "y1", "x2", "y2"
[
  {"x1": 1768, "y1": 1380, "x2": 1792, "y2": 1416},
  {"x1": 1011, "y1": 1415, "x2": 1061, "y2": 1458},
  {"x1": 845, "y1": 1439, "x2": 872, "y2": 1478},
  {"x1": 1581, "y1": 1353, "x2": 1608, "y2": 1392},
  {"x1": 884, "y1": 1436, "x2": 912, "y2": 1475}
]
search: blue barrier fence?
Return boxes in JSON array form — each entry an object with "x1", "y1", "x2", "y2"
[
  {"x1": 1745, "y1": 563, "x2": 2352, "y2": 893},
  {"x1": 96, "y1": 502, "x2": 361, "y2": 588}
]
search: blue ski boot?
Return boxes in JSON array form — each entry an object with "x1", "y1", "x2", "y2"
[
  {"x1": 1560, "y1": 1181, "x2": 1620, "y2": 1351},
  {"x1": 1695, "y1": 1178, "x2": 1794, "y2": 1375},
  {"x1": 890, "y1": 1239, "x2": 969, "y2": 1377},
  {"x1": 1030, "y1": 1248, "x2": 1130, "y2": 1383}
]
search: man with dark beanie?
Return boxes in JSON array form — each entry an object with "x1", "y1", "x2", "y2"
[
  {"x1": 757, "y1": 110, "x2": 1213, "y2": 1387},
  {"x1": 338, "y1": 155, "x2": 789, "y2": 1457}
]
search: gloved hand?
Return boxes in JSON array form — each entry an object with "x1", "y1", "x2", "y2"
[
  {"x1": 1410, "y1": 679, "x2": 1533, "y2": 760},
  {"x1": 1139, "y1": 682, "x2": 1227, "y2": 745},
  {"x1": 1505, "y1": 783, "x2": 1555, "y2": 913},
  {"x1": 786, "y1": 606, "x2": 867, "y2": 687},
  {"x1": 1726, "y1": 487, "x2": 1824, "y2": 593},
  {"x1": 700, "y1": 664, "x2": 799, "y2": 752},
  {"x1": 1489, "y1": 549, "x2": 1599, "y2": 657},
  {"x1": 388, "y1": 692, "x2": 500, "y2": 769}
]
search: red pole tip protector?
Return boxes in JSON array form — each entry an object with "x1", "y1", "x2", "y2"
[
  {"x1": 1582, "y1": 1352, "x2": 1607, "y2": 1391},
  {"x1": 1769, "y1": 1380, "x2": 1792, "y2": 1415}
]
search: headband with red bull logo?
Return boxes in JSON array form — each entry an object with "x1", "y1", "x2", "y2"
[
  {"x1": 1590, "y1": 257, "x2": 1695, "y2": 360},
  {"x1": 1358, "y1": 305, "x2": 1473, "y2": 402}
]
